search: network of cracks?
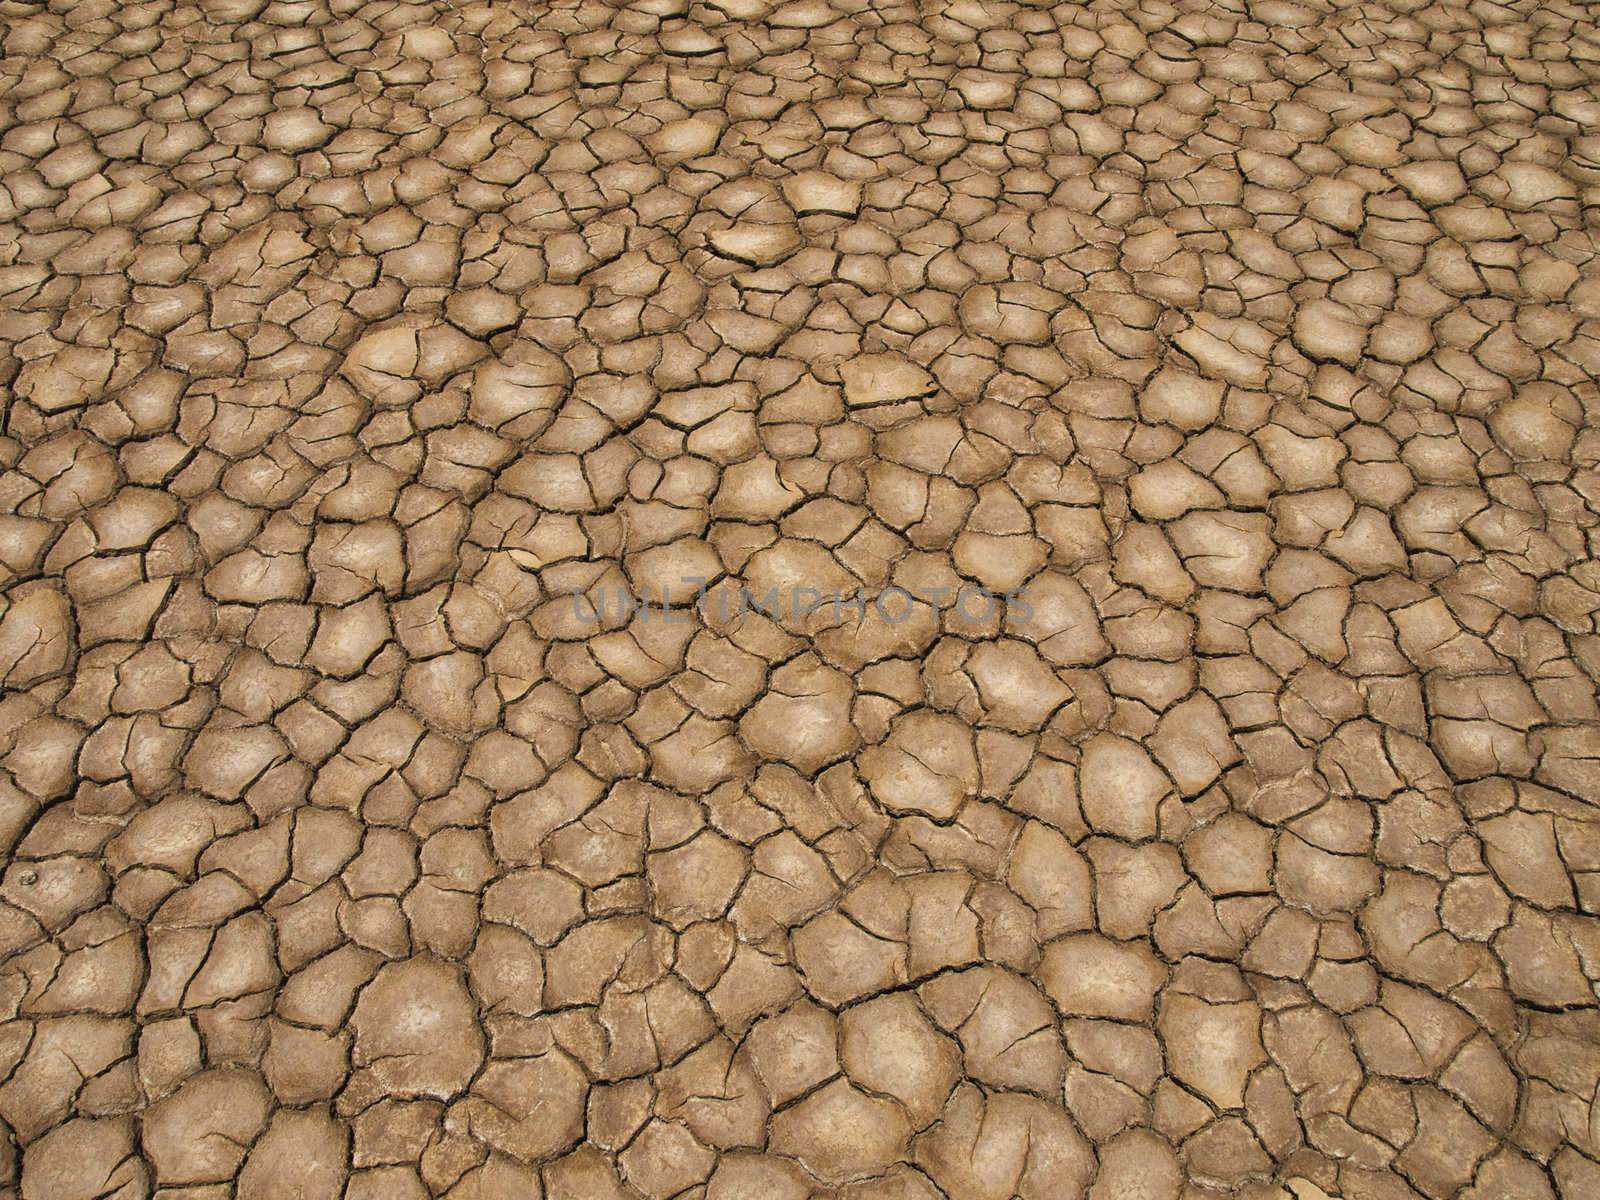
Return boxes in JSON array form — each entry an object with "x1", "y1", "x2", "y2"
[{"x1": 0, "y1": 0, "x2": 1598, "y2": 1197}]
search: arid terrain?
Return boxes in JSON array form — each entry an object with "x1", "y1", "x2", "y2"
[{"x1": 0, "y1": 0, "x2": 1597, "y2": 1196}]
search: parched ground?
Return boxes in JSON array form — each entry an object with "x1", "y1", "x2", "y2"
[{"x1": 0, "y1": 0, "x2": 1598, "y2": 1196}]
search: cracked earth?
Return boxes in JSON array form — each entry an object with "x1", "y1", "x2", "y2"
[{"x1": 0, "y1": 0, "x2": 1598, "y2": 1197}]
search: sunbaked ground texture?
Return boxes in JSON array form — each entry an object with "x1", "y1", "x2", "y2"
[{"x1": 0, "y1": 0, "x2": 1598, "y2": 1197}]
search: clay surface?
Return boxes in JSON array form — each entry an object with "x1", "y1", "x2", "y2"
[{"x1": 0, "y1": 0, "x2": 1597, "y2": 1196}]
